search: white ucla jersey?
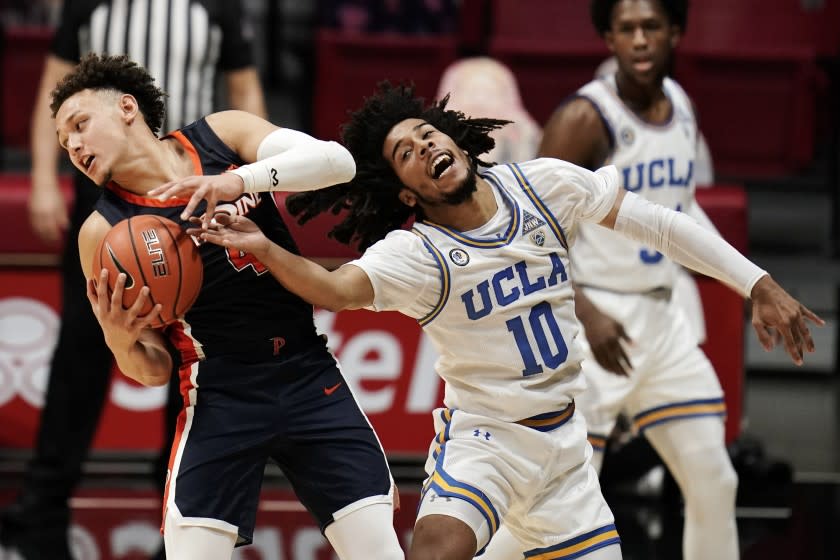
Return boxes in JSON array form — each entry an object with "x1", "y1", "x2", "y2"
[
  {"x1": 396, "y1": 160, "x2": 619, "y2": 421},
  {"x1": 573, "y1": 75, "x2": 698, "y2": 292}
]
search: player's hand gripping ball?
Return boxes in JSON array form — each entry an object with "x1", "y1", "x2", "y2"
[{"x1": 93, "y1": 215, "x2": 203, "y2": 328}]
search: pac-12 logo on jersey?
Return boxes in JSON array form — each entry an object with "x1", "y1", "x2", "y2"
[
  {"x1": 522, "y1": 210, "x2": 547, "y2": 247},
  {"x1": 522, "y1": 210, "x2": 546, "y2": 234},
  {"x1": 449, "y1": 248, "x2": 470, "y2": 266}
]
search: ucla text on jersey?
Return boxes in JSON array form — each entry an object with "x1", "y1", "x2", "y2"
[{"x1": 461, "y1": 254, "x2": 569, "y2": 320}]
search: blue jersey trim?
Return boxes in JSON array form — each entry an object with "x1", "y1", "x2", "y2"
[
  {"x1": 412, "y1": 230, "x2": 451, "y2": 327},
  {"x1": 419, "y1": 176, "x2": 521, "y2": 248},
  {"x1": 508, "y1": 164, "x2": 569, "y2": 250}
]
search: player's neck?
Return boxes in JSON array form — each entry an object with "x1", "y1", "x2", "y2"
[
  {"x1": 426, "y1": 177, "x2": 497, "y2": 231},
  {"x1": 112, "y1": 135, "x2": 195, "y2": 194},
  {"x1": 615, "y1": 73, "x2": 670, "y2": 124}
]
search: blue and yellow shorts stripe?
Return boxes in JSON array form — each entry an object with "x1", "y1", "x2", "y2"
[
  {"x1": 516, "y1": 401, "x2": 575, "y2": 432},
  {"x1": 421, "y1": 447, "x2": 501, "y2": 539},
  {"x1": 633, "y1": 397, "x2": 726, "y2": 433},
  {"x1": 431, "y1": 408, "x2": 455, "y2": 461},
  {"x1": 524, "y1": 523, "x2": 620, "y2": 559},
  {"x1": 587, "y1": 433, "x2": 609, "y2": 452}
]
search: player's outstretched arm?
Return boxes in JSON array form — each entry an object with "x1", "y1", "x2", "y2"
[
  {"x1": 191, "y1": 214, "x2": 374, "y2": 312},
  {"x1": 598, "y1": 189, "x2": 824, "y2": 365},
  {"x1": 149, "y1": 111, "x2": 355, "y2": 226},
  {"x1": 79, "y1": 213, "x2": 172, "y2": 386}
]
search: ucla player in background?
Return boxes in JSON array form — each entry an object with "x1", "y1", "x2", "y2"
[
  {"x1": 482, "y1": 1, "x2": 761, "y2": 559},
  {"x1": 155, "y1": 80, "x2": 820, "y2": 560}
]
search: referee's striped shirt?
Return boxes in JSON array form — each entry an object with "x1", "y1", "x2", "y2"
[{"x1": 52, "y1": 0, "x2": 254, "y2": 133}]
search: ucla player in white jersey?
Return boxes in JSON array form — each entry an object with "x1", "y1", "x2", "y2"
[
  {"x1": 153, "y1": 80, "x2": 820, "y2": 560},
  {"x1": 481, "y1": 1, "x2": 779, "y2": 560}
]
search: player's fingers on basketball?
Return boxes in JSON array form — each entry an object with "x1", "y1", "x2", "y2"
[
  {"x1": 96, "y1": 269, "x2": 110, "y2": 300},
  {"x1": 111, "y1": 273, "x2": 127, "y2": 308},
  {"x1": 138, "y1": 303, "x2": 163, "y2": 329},
  {"x1": 150, "y1": 304, "x2": 163, "y2": 326},
  {"x1": 86, "y1": 278, "x2": 100, "y2": 307},
  {"x1": 128, "y1": 286, "x2": 152, "y2": 316}
]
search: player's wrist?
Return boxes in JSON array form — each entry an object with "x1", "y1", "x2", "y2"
[
  {"x1": 748, "y1": 273, "x2": 774, "y2": 301},
  {"x1": 225, "y1": 167, "x2": 254, "y2": 193}
]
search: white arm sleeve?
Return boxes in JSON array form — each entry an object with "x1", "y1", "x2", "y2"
[
  {"x1": 227, "y1": 128, "x2": 356, "y2": 193},
  {"x1": 614, "y1": 191, "x2": 766, "y2": 298},
  {"x1": 685, "y1": 198, "x2": 721, "y2": 236},
  {"x1": 347, "y1": 230, "x2": 442, "y2": 319}
]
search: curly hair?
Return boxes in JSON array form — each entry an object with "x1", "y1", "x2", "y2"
[
  {"x1": 287, "y1": 82, "x2": 510, "y2": 252},
  {"x1": 590, "y1": 0, "x2": 688, "y2": 35},
  {"x1": 50, "y1": 53, "x2": 166, "y2": 135}
]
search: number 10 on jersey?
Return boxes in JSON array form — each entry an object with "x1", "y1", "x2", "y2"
[{"x1": 506, "y1": 301, "x2": 569, "y2": 376}]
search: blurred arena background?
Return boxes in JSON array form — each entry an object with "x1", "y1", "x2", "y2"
[{"x1": 0, "y1": 1, "x2": 838, "y2": 558}]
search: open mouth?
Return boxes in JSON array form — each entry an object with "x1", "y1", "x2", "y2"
[
  {"x1": 632, "y1": 59, "x2": 654, "y2": 72},
  {"x1": 82, "y1": 155, "x2": 95, "y2": 171},
  {"x1": 431, "y1": 153, "x2": 453, "y2": 179}
]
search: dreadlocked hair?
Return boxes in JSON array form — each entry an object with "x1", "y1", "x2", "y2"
[
  {"x1": 50, "y1": 52, "x2": 166, "y2": 135},
  {"x1": 287, "y1": 81, "x2": 510, "y2": 252}
]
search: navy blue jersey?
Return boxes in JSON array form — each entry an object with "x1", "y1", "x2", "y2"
[{"x1": 95, "y1": 118, "x2": 325, "y2": 363}]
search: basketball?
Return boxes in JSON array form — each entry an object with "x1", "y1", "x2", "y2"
[{"x1": 92, "y1": 215, "x2": 203, "y2": 328}]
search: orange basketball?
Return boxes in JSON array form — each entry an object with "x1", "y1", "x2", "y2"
[{"x1": 92, "y1": 215, "x2": 203, "y2": 328}]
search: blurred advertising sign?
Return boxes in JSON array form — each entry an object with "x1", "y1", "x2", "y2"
[{"x1": 0, "y1": 269, "x2": 442, "y2": 457}]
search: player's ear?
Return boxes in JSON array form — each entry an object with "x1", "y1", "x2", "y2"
[
  {"x1": 398, "y1": 188, "x2": 417, "y2": 208},
  {"x1": 670, "y1": 25, "x2": 682, "y2": 49},
  {"x1": 604, "y1": 31, "x2": 616, "y2": 53},
  {"x1": 119, "y1": 94, "x2": 139, "y2": 124}
]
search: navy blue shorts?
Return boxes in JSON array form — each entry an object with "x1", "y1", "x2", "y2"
[{"x1": 163, "y1": 345, "x2": 392, "y2": 545}]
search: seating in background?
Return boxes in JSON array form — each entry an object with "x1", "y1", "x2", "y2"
[
  {"x1": 487, "y1": 0, "x2": 608, "y2": 125},
  {"x1": 1, "y1": 27, "x2": 53, "y2": 153},
  {"x1": 312, "y1": 29, "x2": 458, "y2": 142},
  {"x1": 676, "y1": 0, "x2": 838, "y2": 178}
]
